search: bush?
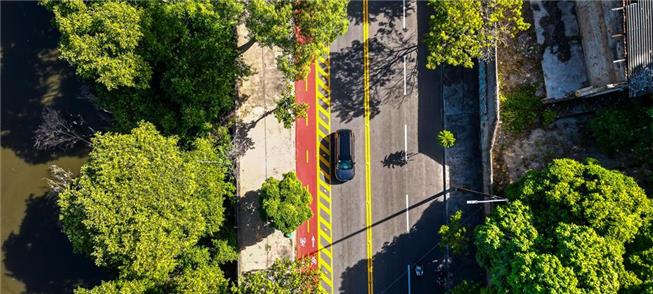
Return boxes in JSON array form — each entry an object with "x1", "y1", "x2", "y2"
[
  {"x1": 260, "y1": 172, "x2": 312, "y2": 235},
  {"x1": 475, "y1": 158, "x2": 651, "y2": 293},
  {"x1": 438, "y1": 210, "x2": 469, "y2": 255},
  {"x1": 589, "y1": 106, "x2": 653, "y2": 163},
  {"x1": 500, "y1": 85, "x2": 542, "y2": 133},
  {"x1": 438, "y1": 130, "x2": 456, "y2": 148}
]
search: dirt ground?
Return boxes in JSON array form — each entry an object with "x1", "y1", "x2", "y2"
[
  {"x1": 496, "y1": 3, "x2": 544, "y2": 96},
  {"x1": 492, "y1": 2, "x2": 652, "y2": 193}
]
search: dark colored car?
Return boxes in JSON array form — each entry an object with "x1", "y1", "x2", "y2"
[{"x1": 334, "y1": 129, "x2": 355, "y2": 182}]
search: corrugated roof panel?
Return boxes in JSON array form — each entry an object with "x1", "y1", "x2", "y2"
[{"x1": 626, "y1": 0, "x2": 653, "y2": 95}]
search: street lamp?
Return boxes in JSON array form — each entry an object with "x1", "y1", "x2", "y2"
[{"x1": 450, "y1": 186, "x2": 509, "y2": 205}]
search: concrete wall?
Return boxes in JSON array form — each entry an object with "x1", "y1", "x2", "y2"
[{"x1": 479, "y1": 53, "x2": 499, "y2": 197}]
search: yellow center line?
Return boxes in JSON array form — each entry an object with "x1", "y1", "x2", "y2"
[{"x1": 362, "y1": 0, "x2": 374, "y2": 293}]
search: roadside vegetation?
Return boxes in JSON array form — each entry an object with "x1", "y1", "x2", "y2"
[
  {"x1": 444, "y1": 158, "x2": 653, "y2": 293},
  {"x1": 237, "y1": 258, "x2": 322, "y2": 294},
  {"x1": 437, "y1": 130, "x2": 456, "y2": 148},
  {"x1": 499, "y1": 84, "x2": 556, "y2": 134},
  {"x1": 589, "y1": 101, "x2": 653, "y2": 165},
  {"x1": 260, "y1": 172, "x2": 313, "y2": 236},
  {"x1": 425, "y1": 0, "x2": 529, "y2": 69},
  {"x1": 38, "y1": 0, "x2": 349, "y2": 292}
]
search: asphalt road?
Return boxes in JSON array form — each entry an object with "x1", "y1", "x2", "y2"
[{"x1": 329, "y1": 1, "x2": 454, "y2": 293}]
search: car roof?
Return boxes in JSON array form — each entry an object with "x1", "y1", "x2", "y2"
[{"x1": 338, "y1": 130, "x2": 352, "y2": 160}]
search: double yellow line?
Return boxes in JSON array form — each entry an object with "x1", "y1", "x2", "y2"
[{"x1": 362, "y1": 0, "x2": 374, "y2": 293}]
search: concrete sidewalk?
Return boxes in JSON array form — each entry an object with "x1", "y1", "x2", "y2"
[{"x1": 235, "y1": 25, "x2": 295, "y2": 274}]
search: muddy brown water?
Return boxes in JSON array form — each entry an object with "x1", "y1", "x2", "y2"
[{"x1": 2, "y1": 2, "x2": 110, "y2": 293}]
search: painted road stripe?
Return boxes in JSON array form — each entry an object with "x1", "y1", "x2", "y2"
[
  {"x1": 405, "y1": 194, "x2": 410, "y2": 232},
  {"x1": 363, "y1": 0, "x2": 374, "y2": 293},
  {"x1": 404, "y1": 124, "x2": 408, "y2": 161},
  {"x1": 403, "y1": 55, "x2": 407, "y2": 95}
]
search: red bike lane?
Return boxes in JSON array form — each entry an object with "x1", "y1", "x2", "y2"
[{"x1": 295, "y1": 63, "x2": 318, "y2": 263}]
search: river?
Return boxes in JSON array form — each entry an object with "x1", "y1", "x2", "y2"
[{"x1": 2, "y1": 2, "x2": 109, "y2": 293}]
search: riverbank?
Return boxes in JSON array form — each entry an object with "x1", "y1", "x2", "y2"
[{"x1": 1, "y1": 2, "x2": 109, "y2": 293}]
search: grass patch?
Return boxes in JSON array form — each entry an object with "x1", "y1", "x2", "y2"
[{"x1": 500, "y1": 85, "x2": 544, "y2": 133}]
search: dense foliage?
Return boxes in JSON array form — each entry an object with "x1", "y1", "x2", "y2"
[
  {"x1": 260, "y1": 172, "x2": 312, "y2": 235},
  {"x1": 475, "y1": 158, "x2": 651, "y2": 293},
  {"x1": 437, "y1": 130, "x2": 456, "y2": 148},
  {"x1": 438, "y1": 210, "x2": 469, "y2": 255},
  {"x1": 624, "y1": 216, "x2": 653, "y2": 293},
  {"x1": 237, "y1": 258, "x2": 322, "y2": 294},
  {"x1": 589, "y1": 104, "x2": 653, "y2": 164},
  {"x1": 425, "y1": 0, "x2": 529, "y2": 69},
  {"x1": 246, "y1": 0, "x2": 349, "y2": 80},
  {"x1": 58, "y1": 122, "x2": 237, "y2": 292},
  {"x1": 43, "y1": 0, "x2": 248, "y2": 140}
]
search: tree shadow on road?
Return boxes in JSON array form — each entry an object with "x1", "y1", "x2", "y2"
[
  {"x1": 335, "y1": 191, "x2": 449, "y2": 293},
  {"x1": 335, "y1": 189, "x2": 486, "y2": 293},
  {"x1": 1, "y1": 2, "x2": 107, "y2": 164},
  {"x1": 2, "y1": 194, "x2": 111, "y2": 293},
  {"x1": 237, "y1": 191, "x2": 275, "y2": 248},
  {"x1": 346, "y1": 0, "x2": 415, "y2": 27},
  {"x1": 331, "y1": 1, "x2": 418, "y2": 124}
]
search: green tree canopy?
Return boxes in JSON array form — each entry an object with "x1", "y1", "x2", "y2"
[
  {"x1": 246, "y1": 0, "x2": 348, "y2": 80},
  {"x1": 474, "y1": 158, "x2": 651, "y2": 293},
  {"x1": 260, "y1": 172, "x2": 312, "y2": 235},
  {"x1": 623, "y1": 214, "x2": 653, "y2": 293},
  {"x1": 237, "y1": 258, "x2": 322, "y2": 294},
  {"x1": 44, "y1": 0, "x2": 248, "y2": 140},
  {"x1": 437, "y1": 130, "x2": 456, "y2": 148},
  {"x1": 58, "y1": 122, "x2": 236, "y2": 292},
  {"x1": 425, "y1": 0, "x2": 529, "y2": 69},
  {"x1": 43, "y1": 0, "x2": 151, "y2": 90}
]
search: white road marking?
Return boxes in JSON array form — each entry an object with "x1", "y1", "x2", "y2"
[
  {"x1": 403, "y1": 55, "x2": 407, "y2": 95},
  {"x1": 404, "y1": 124, "x2": 408, "y2": 161},
  {"x1": 405, "y1": 194, "x2": 410, "y2": 232}
]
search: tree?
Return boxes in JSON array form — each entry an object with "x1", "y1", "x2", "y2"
[
  {"x1": 623, "y1": 214, "x2": 653, "y2": 293},
  {"x1": 237, "y1": 258, "x2": 322, "y2": 294},
  {"x1": 57, "y1": 122, "x2": 236, "y2": 291},
  {"x1": 438, "y1": 130, "x2": 456, "y2": 148},
  {"x1": 425, "y1": 0, "x2": 529, "y2": 69},
  {"x1": 246, "y1": 0, "x2": 349, "y2": 80},
  {"x1": 42, "y1": 0, "x2": 151, "y2": 90},
  {"x1": 43, "y1": 0, "x2": 249, "y2": 140},
  {"x1": 274, "y1": 85, "x2": 309, "y2": 129},
  {"x1": 438, "y1": 210, "x2": 469, "y2": 255},
  {"x1": 34, "y1": 107, "x2": 92, "y2": 150},
  {"x1": 474, "y1": 158, "x2": 651, "y2": 293},
  {"x1": 260, "y1": 172, "x2": 312, "y2": 235}
]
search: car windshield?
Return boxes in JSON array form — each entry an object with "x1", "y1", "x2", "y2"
[{"x1": 338, "y1": 160, "x2": 353, "y2": 170}]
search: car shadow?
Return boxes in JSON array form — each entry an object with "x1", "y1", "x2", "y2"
[{"x1": 319, "y1": 132, "x2": 337, "y2": 185}]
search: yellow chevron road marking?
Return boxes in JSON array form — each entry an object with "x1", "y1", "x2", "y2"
[{"x1": 315, "y1": 56, "x2": 334, "y2": 294}]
